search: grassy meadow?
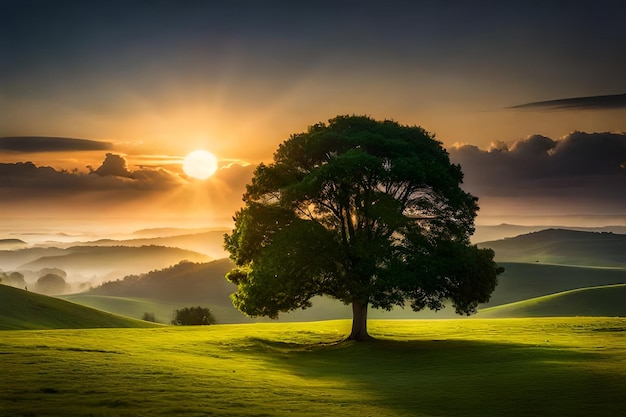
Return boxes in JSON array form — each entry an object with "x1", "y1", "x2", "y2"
[{"x1": 2, "y1": 318, "x2": 626, "y2": 417}]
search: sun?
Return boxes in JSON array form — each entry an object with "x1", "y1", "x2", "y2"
[{"x1": 182, "y1": 150, "x2": 218, "y2": 180}]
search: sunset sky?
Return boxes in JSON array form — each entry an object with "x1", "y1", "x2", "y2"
[{"x1": 1, "y1": 1, "x2": 625, "y2": 238}]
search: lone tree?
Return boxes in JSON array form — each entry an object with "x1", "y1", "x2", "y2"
[{"x1": 225, "y1": 115, "x2": 503, "y2": 341}]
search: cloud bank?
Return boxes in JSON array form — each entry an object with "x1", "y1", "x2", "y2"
[
  {"x1": 0, "y1": 154, "x2": 183, "y2": 194},
  {"x1": 449, "y1": 132, "x2": 626, "y2": 214},
  {"x1": 0, "y1": 136, "x2": 112, "y2": 152},
  {"x1": 510, "y1": 93, "x2": 626, "y2": 111},
  {"x1": 0, "y1": 153, "x2": 255, "y2": 226}
]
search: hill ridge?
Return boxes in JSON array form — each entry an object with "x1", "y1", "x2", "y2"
[
  {"x1": 0, "y1": 284, "x2": 160, "y2": 330},
  {"x1": 479, "y1": 283, "x2": 626, "y2": 318},
  {"x1": 478, "y1": 228, "x2": 626, "y2": 268}
]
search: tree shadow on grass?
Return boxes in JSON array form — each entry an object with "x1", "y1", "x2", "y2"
[{"x1": 242, "y1": 337, "x2": 625, "y2": 417}]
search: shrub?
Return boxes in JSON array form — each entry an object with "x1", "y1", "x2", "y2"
[{"x1": 172, "y1": 306, "x2": 216, "y2": 325}]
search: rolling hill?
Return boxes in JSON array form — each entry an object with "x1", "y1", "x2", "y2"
[
  {"x1": 478, "y1": 284, "x2": 626, "y2": 318},
  {"x1": 471, "y1": 224, "x2": 626, "y2": 244},
  {"x1": 84, "y1": 259, "x2": 249, "y2": 322},
  {"x1": 481, "y1": 262, "x2": 626, "y2": 307},
  {"x1": 54, "y1": 228, "x2": 626, "y2": 322},
  {"x1": 33, "y1": 230, "x2": 229, "y2": 259},
  {"x1": 15, "y1": 245, "x2": 211, "y2": 283},
  {"x1": 88, "y1": 259, "x2": 235, "y2": 303},
  {"x1": 478, "y1": 228, "x2": 626, "y2": 267},
  {"x1": 59, "y1": 294, "x2": 191, "y2": 324},
  {"x1": 0, "y1": 284, "x2": 160, "y2": 330},
  {"x1": 0, "y1": 238, "x2": 27, "y2": 250},
  {"x1": 0, "y1": 246, "x2": 67, "y2": 270},
  {"x1": 78, "y1": 260, "x2": 389, "y2": 322},
  {"x1": 78, "y1": 259, "x2": 626, "y2": 322}
]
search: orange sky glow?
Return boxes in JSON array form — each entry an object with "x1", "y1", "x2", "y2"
[{"x1": 2, "y1": 2, "x2": 625, "y2": 239}]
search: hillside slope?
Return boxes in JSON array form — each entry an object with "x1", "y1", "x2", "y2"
[
  {"x1": 478, "y1": 228, "x2": 626, "y2": 267},
  {"x1": 472, "y1": 224, "x2": 626, "y2": 244},
  {"x1": 0, "y1": 284, "x2": 159, "y2": 330},
  {"x1": 479, "y1": 284, "x2": 626, "y2": 318},
  {"x1": 482, "y1": 262, "x2": 626, "y2": 307},
  {"x1": 88, "y1": 259, "x2": 235, "y2": 303},
  {"x1": 60, "y1": 294, "x2": 188, "y2": 324},
  {"x1": 86, "y1": 259, "x2": 249, "y2": 322}
]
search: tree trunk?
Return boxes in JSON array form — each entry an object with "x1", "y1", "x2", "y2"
[{"x1": 347, "y1": 300, "x2": 373, "y2": 341}]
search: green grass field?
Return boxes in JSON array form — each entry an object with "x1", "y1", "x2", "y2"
[{"x1": 2, "y1": 318, "x2": 625, "y2": 417}]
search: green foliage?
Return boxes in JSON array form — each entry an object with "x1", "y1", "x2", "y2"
[
  {"x1": 172, "y1": 306, "x2": 216, "y2": 325},
  {"x1": 225, "y1": 115, "x2": 502, "y2": 327}
]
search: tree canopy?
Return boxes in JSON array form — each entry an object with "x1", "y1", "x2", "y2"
[{"x1": 224, "y1": 115, "x2": 503, "y2": 340}]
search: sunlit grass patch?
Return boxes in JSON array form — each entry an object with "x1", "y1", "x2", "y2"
[{"x1": 1, "y1": 318, "x2": 625, "y2": 416}]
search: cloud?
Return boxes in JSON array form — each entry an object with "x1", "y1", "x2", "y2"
[
  {"x1": 0, "y1": 136, "x2": 112, "y2": 152},
  {"x1": 449, "y1": 132, "x2": 626, "y2": 213},
  {"x1": 0, "y1": 154, "x2": 183, "y2": 194},
  {"x1": 510, "y1": 93, "x2": 626, "y2": 111},
  {"x1": 0, "y1": 154, "x2": 255, "y2": 226},
  {"x1": 93, "y1": 153, "x2": 132, "y2": 177}
]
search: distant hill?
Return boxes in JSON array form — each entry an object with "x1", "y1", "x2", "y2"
[
  {"x1": 34, "y1": 230, "x2": 229, "y2": 259},
  {"x1": 60, "y1": 294, "x2": 188, "y2": 324},
  {"x1": 472, "y1": 224, "x2": 626, "y2": 244},
  {"x1": 86, "y1": 259, "x2": 248, "y2": 322},
  {"x1": 16, "y1": 245, "x2": 211, "y2": 283},
  {"x1": 80, "y1": 258, "x2": 626, "y2": 322},
  {"x1": 0, "y1": 239, "x2": 26, "y2": 245},
  {"x1": 478, "y1": 228, "x2": 626, "y2": 267},
  {"x1": 478, "y1": 284, "x2": 626, "y2": 318},
  {"x1": 82, "y1": 259, "x2": 481, "y2": 322},
  {"x1": 0, "y1": 239, "x2": 27, "y2": 250},
  {"x1": 0, "y1": 284, "x2": 159, "y2": 330},
  {"x1": 131, "y1": 227, "x2": 221, "y2": 237},
  {"x1": 0, "y1": 247, "x2": 67, "y2": 270},
  {"x1": 88, "y1": 259, "x2": 235, "y2": 303},
  {"x1": 82, "y1": 260, "x2": 396, "y2": 322}
]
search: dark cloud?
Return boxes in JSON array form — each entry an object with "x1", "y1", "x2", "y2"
[
  {"x1": 510, "y1": 93, "x2": 626, "y2": 111},
  {"x1": 0, "y1": 136, "x2": 113, "y2": 152},
  {"x1": 93, "y1": 153, "x2": 132, "y2": 177},
  {"x1": 449, "y1": 132, "x2": 626, "y2": 211},
  {"x1": 0, "y1": 154, "x2": 183, "y2": 195},
  {"x1": 211, "y1": 163, "x2": 256, "y2": 191},
  {"x1": 0, "y1": 154, "x2": 254, "y2": 204},
  {"x1": 0, "y1": 154, "x2": 255, "y2": 224}
]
